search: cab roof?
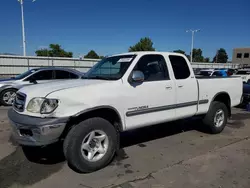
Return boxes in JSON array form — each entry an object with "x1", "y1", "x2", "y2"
[{"x1": 111, "y1": 51, "x2": 187, "y2": 57}]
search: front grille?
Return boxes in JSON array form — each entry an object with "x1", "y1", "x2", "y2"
[{"x1": 13, "y1": 92, "x2": 26, "y2": 112}]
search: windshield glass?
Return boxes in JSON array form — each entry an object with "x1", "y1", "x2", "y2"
[
  {"x1": 83, "y1": 55, "x2": 136, "y2": 80},
  {"x1": 212, "y1": 71, "x2": 223, "y2": 76},
  {"x1": 15, "y1": 69, "x2": 37, "y2": 80}
]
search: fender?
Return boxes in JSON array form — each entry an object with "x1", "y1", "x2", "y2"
[
  {"x1": 73, "y1": 105, "x2": 124, "y2": 131},
  {"x1": 0, "y1": 85, "x2": 18, "y2": 94},
  {"x1": 210, "y1": 91, "x2": 231, "y2": 116}
]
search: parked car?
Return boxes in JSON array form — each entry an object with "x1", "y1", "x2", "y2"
[
  {"x1": 240, "y1": 80, "x2": 250, "y2": 105},
  {"x1": 0, "y1": 67, "x2": 84, "y2": 106},
  {"x1": 8, "y1": 52, "x2": 242, "y2": 173},
  {"x1": 197, "y1": 69, "x2": 228, "y2": 77},
  {"x1": 235, "y1": 69, "x2": 250, "y2": 83}
]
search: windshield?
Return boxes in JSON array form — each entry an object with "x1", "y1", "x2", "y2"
[
  {"x1": 212, "y1": 71, "x2": 223, "y2": 76},
  {"x1": 15, "y1": 69, "x2": 37, "y2": 80},
  {"x1": 199, "y1": 71, "x2": 212, "y2": 76},
  {"x1": 83, "y1": 55, "x2": 136, "y2": 80}
]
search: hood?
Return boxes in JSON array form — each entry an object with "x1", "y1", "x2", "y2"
[
  {"x1": 0, "y1": 78, "x2": 16, "y2": 82},
  {"x1": 0, "y1": 78, "x2": 17, "y2": 86},
  {"x1": 19, "y1": 79, "x2": 109, "y2": 97},
  {"x1": 243, "y1": 83, "x2": 250, "y2": 94}
]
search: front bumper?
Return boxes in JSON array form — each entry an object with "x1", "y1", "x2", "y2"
[{"x1": 8, "y1": 108, "x2": 69, "y2": 146}]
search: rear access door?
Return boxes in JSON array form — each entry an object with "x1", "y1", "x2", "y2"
[{"x1": 168, "y1": 55, "x2": 198, "y2": 118}]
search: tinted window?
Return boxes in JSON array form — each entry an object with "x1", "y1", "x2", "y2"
[
  {"x1": 244, "y1": 53, "x2": 250, "y2": 58},
  {"x1": 55, "y1": 70, "x2": 78, "y2": 79},
  {"x1": 31, "y1": 70, "x2": 53, "y2": 80},
  {"x1": 237, "y1": 53, "x2": 242, "y2": 58},
  {"x1": 69, "y1": 72, "x2": 79, "y2": 79},
  {"x1": 169, "y1": 55, "x2": 190, "y2": 79},
  {"x1": 133, "y1": 55, "x2": 169, "y2": 82}
]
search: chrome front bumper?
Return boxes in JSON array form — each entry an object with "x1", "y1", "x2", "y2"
[{"x1": 8, "y1": 109, "x2": 68, "y2": 146}]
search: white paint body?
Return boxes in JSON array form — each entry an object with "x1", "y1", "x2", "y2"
[{"x1": 17, "y1": 52, "x2": 243, "y2": 131}]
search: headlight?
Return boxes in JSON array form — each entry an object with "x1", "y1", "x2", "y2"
[
  {"x1": 27, "y1": 98, "x2": 59, "y2": 114},
  {"x1": 40, "y1": 99, "x2": 59, "y2": 114}
]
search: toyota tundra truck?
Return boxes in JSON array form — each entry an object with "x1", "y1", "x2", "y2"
[{"x1": 8, "y1": 52, "x2": 242, "y2": 173}]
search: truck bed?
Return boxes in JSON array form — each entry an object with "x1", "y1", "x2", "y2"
[{"x1": 196, "y1": 76, "x2": 242, "y2": 115}]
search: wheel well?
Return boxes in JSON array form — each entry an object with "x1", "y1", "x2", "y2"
[
  {"x1": 0, "y1": 88, "x2": 17, "y2": 94},
  {"x1": 61, "y1": 107, "x2": 123, "y2": 139},
  {"x1": 213, "y1": 92, "x2": 231, "y2": 116}
]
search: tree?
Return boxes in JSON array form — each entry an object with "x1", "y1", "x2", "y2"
[
  {"x1": 204, "y1": 57, "x2": 210, "y2": 62},
  {"x1": 213, "y1": 48, "x2": 228, "y2": 63},
  {"x1": 173, "y1": 49, "x2": 186, "y2": 55},
  {"x1": 35, "y1": 44, "x2": 73, "y2": 57},
  {"x1": 192, "y1": 48, "x2": 204, "y2": 62},
  {"x1": 84, "y1": 50, "x2": 100, "y2": 59},
  {"x1": 129, "y1": 37, "x2": 155, "y2": 52}
]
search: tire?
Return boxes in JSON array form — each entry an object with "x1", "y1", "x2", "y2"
[
  {"x1": 63, "y1": 117, "x2": 118, "y2": 173},
  {"x1": 0, "y1": 88, "x2": 17, "y2": 106},
  {"x1": 203, "y1": 101, "x2": 228, "y2": 134}
]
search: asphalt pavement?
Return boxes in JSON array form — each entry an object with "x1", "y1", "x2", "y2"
[{"x1": 0, "y1": 106, "x2": 250, "y2": 188}]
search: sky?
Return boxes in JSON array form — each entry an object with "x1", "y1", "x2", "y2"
[{"x1": 0, "y1": 0, "x2": 249, "y2": 60}]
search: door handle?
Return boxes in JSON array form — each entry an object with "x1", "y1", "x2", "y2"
[
  {"x1": 166, "y1": 86, "x2": 172, "y2": 90},
  {"x1": 178, "y1": 85, "x2": 183, "y2": 88}
]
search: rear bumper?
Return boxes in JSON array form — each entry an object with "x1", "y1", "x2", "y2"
[{"x1": 8, "y1": 108, "x2": 69, "y2": 146}]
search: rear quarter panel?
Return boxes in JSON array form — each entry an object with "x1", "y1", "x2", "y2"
[{"x1": 197, "y1": 76, "x2": 242, "y2": 115}]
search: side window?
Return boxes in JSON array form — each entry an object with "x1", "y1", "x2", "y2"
[
  {"x1": 69, "y1": 72, "x2": 79, "y2": 79},
  {"x1": 133, "y1": 55, "x2": 169, "y2": 82},
  {"x1": 169, "y1": 55, "x2": 190, "y2": 79},
  {"x1": 31, "y1": 70, "x2": 53, "y2": 80},
  {"x1": 55, "y1": 70, "x2": 71, "y2": 79}
]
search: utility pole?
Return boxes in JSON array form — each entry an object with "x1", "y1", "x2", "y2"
[
  {"x1": 18, "y1": 0, "x2": 26, "y2": 56},
  {"x1": 215, "y1": 50, "x2": 218, "y2": 63},
  {"x1": 186, "y1": 29, "x2": 200, "y2": 63},
  {"x1": 18, "y1": 0, "x2": 36, "y2": 56}
]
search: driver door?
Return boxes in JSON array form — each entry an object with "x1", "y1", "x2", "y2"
[{"x1": 124, "y1": 54, "x2": 176, "y2": 130}]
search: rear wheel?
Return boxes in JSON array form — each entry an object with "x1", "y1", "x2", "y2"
[
  {"x1": 203, "y1": 101, "x2": 228, "y2": 134},
  {"x1": 63, "y1": 117, "x2": 118, "y2": 173},
  {"x1": 0, "y1": 89, "x2": 17, "y2": 106}
]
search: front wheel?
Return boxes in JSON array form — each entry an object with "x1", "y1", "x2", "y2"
[
  {"x1": 0, "y1": 88, "x2": 17, "y2": 106},
  {"x1": 203, "y1": 101, "x2": 228, "y2": 134},
  {"x1": 63, "y1": 117, "x2": 118, "y2": 173}
]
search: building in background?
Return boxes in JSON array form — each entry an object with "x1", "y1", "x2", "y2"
[{"x1": 232, "y1": 48, "x2": 250, "y2": 65}]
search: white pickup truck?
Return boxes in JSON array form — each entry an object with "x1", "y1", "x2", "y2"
[{"x1": 8, "y1": 52, "x2": 242, "y2": 173}]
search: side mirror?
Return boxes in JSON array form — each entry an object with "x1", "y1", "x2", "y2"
[
  {"x1": 29, "y1": 77, "x2": 37, "y2": 84},
  {"x1": 131, "y1": 71, "x2": 144, "y2": 83}
]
